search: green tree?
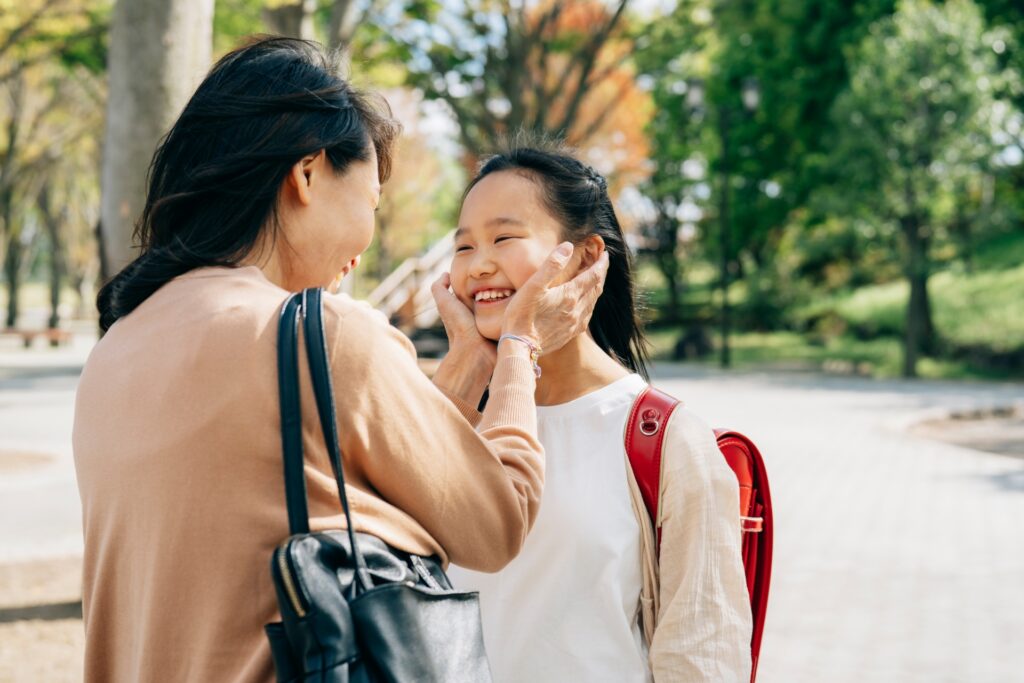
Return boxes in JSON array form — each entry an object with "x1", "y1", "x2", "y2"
[
  {"x1": 633, "y1": 0, "x2": 710, "y2": 324},
  {"x1": 0, "y1": 0, "x2": 107, "y2": 327},
  {"x1": 636, "y1": 0, "x2": 897, "y2": 336},
  {"x1": 381, "y1": 0, "x2": 640, "y2": 157},
  {"x1": 825, "y1": 0, "x2": 1009, "y2": 377},
  {"x1": 976, "y1": 0, "x2": 1024, "y2": 232}
]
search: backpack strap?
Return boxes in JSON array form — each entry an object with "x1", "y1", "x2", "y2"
[{"x1": 625, "y1": 386, "x2": 680, "y2": 556}]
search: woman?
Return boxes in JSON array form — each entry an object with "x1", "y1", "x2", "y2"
[
  {"x1": 445, "y1": 142, "x2": 752, "y2": 681},
  {"x1": 73, "y1": 39, "x2": 607, "y2": 682}
]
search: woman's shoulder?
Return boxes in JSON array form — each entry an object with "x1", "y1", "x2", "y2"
[
  {"x1": 320, "y1": 291, "x2": 416, "y2": 359},
  {"x1": 322, "y1": 291, "x2": 391, "y2": 327}
]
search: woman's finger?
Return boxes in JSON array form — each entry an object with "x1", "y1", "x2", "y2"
[
  {"x1": 520, "y1": 242, "x2": 575, "y2": 295},
  {"x1": 566, "y1": 251, "x2": 609, "y2": 299},
  {"x1": 560, "y1": 252, "x2": 609, "y2": 338}
]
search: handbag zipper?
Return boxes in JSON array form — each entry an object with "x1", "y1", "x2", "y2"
[{"x1": 276, "y1": 545, "x2": 307, "y2": 618}]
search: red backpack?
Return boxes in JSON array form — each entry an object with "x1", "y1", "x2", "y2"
[{"x1": 626, "y1": 387, "x2": 773, "y2": 683}]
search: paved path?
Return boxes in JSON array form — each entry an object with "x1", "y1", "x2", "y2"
[
  {"x1": 1, "y1": 347, "x2": 1022, "y2": 682},
  {"x1": 651, "y1": 366, "x2": 1024, "y2": 683},
  {"x1": 0, "y1": 340, "x2": 93, "y2": 564}
]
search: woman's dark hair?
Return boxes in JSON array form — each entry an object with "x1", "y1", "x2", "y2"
[
  {"x1": 467, "y1": 136, "x2": 651, "y2": 379},
  {"x1": 97, "y1": 36, "x2": 401, "y2": 331}
]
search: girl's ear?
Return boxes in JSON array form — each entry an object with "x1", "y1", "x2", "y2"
[{"x1": 577, "y1": 234, "x2": 606, "y2": 271}]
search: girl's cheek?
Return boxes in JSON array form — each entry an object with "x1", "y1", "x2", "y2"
[
  {"x1": 514, "y1": 248, "x2": 551, "y2": 287},
  {"x1": 450, "y1": 271, "x2": 471, "y2": 307}
]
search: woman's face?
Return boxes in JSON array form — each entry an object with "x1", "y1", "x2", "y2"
[
  {"x1": 451, "y1": 170, "x2": 572, "y2": 341},
  {"x1": 278, "y1": 146, "x2": 380, "y2": 290}
]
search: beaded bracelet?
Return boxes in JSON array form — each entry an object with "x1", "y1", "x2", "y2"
[{"x1": 498, "y1": 334, "x2": 542, "y2": 378}]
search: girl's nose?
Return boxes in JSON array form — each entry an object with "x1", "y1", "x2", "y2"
[{"x1": 468, "y1": 252, "x2": 497, "y2": 280}]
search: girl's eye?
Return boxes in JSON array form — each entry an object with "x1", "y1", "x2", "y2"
[
  {"x1": 495, "y1": 235, "x2": 517, "y2": 244},
  {"x1": 455, "y1": 245, "x2": 472, "y2": 253}
]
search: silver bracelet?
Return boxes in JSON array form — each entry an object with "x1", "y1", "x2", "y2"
[{"x1": 498, "y1": 334, "x2": 542, "y2": 378}]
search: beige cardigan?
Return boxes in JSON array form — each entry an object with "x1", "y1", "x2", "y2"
[
  {"x1": 72, "y1": 266, "x2": 542, "y2": 683},
  {"x1": 624, "y1": 405, "x2": 754, "y2": 681}
]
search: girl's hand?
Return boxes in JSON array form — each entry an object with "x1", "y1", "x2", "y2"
[
  {"x1": 431, "y1": 272, "x2": 498, "y2": 365},
  {"x1": 431, "y1": 272, "x2": 497, "y2": 408}
]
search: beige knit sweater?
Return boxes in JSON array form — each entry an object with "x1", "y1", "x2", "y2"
[{"x1": 72, "y1": 266, "x2": 542, "y2": 682}]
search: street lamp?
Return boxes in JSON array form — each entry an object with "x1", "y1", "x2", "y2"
[{"x1": 684, "y1": 75, "x2": 759, "y2": 368}]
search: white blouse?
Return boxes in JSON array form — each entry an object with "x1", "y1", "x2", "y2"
[{"x1": 449, "y1": 374, "x2": 651, "y2": 683}]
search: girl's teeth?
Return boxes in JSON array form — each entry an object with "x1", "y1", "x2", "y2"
[{"x1": 476, "y1": 290, "x2": 512, "y2": 302}]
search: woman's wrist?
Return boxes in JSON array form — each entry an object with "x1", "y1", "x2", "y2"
[
  {"x1": 497, "y1": 334, "x2": 542, "y2": 378},
  {"x1": 499, "y1": 321, "x2": 540, "y2": 349},
  {"x1": 433, "y1": 339, "x2": 496, "y2": 409}
]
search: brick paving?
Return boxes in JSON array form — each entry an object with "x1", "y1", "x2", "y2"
[{"x1": 1, "y1": 348, "x2": 1022, "y2": 682}]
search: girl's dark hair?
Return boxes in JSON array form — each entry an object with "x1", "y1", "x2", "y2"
[
  {"x1": 97, "y1": 36, "x2": 401, "y2": 331},
  {"x1": 468, "y1": 137, "x2": 651, "y2": 379}
]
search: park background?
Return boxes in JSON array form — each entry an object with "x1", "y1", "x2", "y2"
[{"x1": 0, "y1": 0, "x2": 1022, "y2": 681}]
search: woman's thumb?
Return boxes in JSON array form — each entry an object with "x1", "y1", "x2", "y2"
[{"x1": 529, "y1": 242, "x2": 574, "y2": 289}]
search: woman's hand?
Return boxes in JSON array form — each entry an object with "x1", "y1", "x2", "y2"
[
  {"x1": 502, "y1": 242, "x2": 610, "y2": 355},
  {"x1": 430, "y1": 272, "x2": 497, "y2": 409}
]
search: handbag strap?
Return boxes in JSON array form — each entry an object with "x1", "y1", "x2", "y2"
[
  {"x1": 276, "y1": 288, "x2": 371, "y2": 591},
  {"x1": 300, "y1": 288, "x2": 371, "y2": 588},
  {"x1": 277, "y1": 292, "x2": 310, "y2": 535}
]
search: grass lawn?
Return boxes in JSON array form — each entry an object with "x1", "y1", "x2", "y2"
[
  {"x1": 799, "y1": 231, "x2": 1024, "y2": 354},
  {"x1": 644, "y1": 231, "x2": 1024, "y2": 381},
  {"x1": 646, "y1": 328, "x2": 1010, "y2": 380}
]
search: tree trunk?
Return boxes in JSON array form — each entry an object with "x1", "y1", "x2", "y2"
[
  {"x1": 901, "y1": 212, "x2": 935, "y2": 378},
  {"x1": 71, "y1": 273, "x2": 87, "y2": 318},
  {"x1": 3, "y1": 229, "x2": 23, "y2": 329},
  {"x1": 328, "y1": 0, "x2": 362, "y2": 52},
  {"x1": 263, "y1": 0, "x2": 317, "y2": 40},
  {"x1": 655, "y1": 249, "x2": 681, "y2": 323},
  {"x1": 37, "y1": 184, "x2": 64, "y2": 329},
  {"x1": 99, "y1": 0, "x2": 214, "y2": 281}
]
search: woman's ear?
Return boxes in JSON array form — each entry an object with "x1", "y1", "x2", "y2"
[
  {"x1": 577, "y1": 234, "x2": 606, "y2": 271},
  {"x1": 284, "y1": 151, "x2": 324, "y2": 207}
]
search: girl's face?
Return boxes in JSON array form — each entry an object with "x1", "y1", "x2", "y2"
[{"x1": 451, "y1": 170, "x2": 571, "y2": 341}]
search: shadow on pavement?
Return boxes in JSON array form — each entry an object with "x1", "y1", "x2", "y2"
[
  {"x1": 985, "y1": 467, "x2": 1024, "y2": 493},
  {"x1": 0, "y1": 600, "x2": 82, "y2": 623}
]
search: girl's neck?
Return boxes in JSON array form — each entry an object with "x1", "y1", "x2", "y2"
[{"x1": 534, "y1": 333, "x2": 631, "y2": 406}]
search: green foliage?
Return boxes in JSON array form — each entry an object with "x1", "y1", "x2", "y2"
[
  {"x1": 52, "y1": 4, "x2": 110, "y2": 73},
  {"x1": 634, "y1": 0, "x2": 898, "y2": 322},
  {"x1": 793, "y1": 230, "x2": 1024, "y2": 352},
  {"x1": 213, "y1": 0, "x2": 266, "y2": 53},
  {"x1": 373, "y1": 0, "x2": 641, "y2": 155},
  {"x1": 826, "y1": 0, "x2": 1007, "y2": 224}
]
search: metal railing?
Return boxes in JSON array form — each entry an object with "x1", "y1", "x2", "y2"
[{"x1": 366, "y1": 229, "x2": 455, "y2": 330}]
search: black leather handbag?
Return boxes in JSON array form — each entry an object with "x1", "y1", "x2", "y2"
[{"x1": 264, "y1": 288, "x2": 493, "y2": 682}]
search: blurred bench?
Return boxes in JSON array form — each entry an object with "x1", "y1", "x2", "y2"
[{"x1": 1, "y1": 328, "x2": 73, "y2": 348}]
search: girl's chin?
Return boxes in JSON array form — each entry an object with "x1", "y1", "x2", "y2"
[{"x1": 474, "y1": 320, "x2": 503, "y2": 343}]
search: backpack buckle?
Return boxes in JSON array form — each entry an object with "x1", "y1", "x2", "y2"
[
  {"x1": 639, "y1": 408, "x2": 661, "y2": 436},
  {"x1": 741, "y1": 515, "x2": 763, "y2": 533}
]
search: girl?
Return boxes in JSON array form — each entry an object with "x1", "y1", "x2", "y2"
[{"x1": 444, "y1": 142, "x2": 753, "y2": 682}]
